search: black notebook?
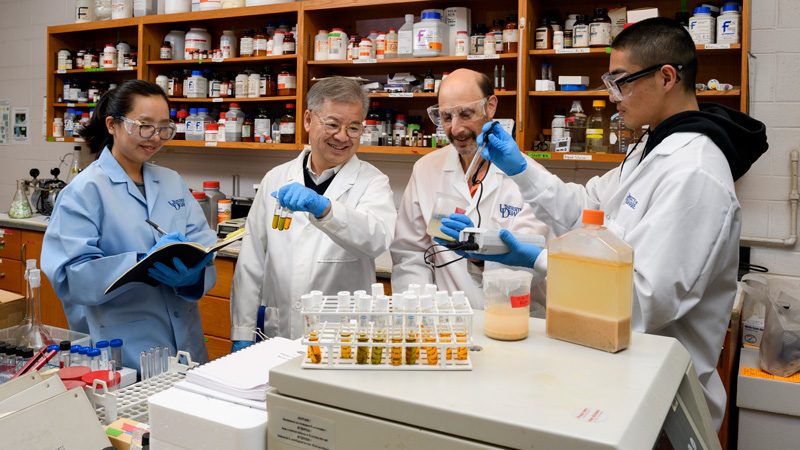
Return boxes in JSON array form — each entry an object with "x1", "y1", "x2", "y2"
[{"x1": 105, "y1": 229, "x2": 246, "y2": 294}]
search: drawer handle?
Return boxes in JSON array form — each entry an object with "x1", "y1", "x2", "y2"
[
  {"x1": 0, "y1": 272, "x2": 5, "y2": 279},
  {"x1": 20, "y1": 242, "x2": 26, "y2": 261}
]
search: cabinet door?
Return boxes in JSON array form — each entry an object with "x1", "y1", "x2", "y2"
[
  {"x1": 21, "y1": 230, "x2": 69, "y2": 329},
  {"x1": 0, "y1": 228, "x2": 22, "y2": 260},
  {"x1": 207, "y1": 257, "x2": 235, "y2": 299},
  {"x1": 0, "y1": 258, "x2": 22, "y2": 293},
  {"x1": 205, "y1": 335, "x2": 232, "y2": 362},
  {"x1": 199, "y1": 295, "x2": 231, "y2": 339}
]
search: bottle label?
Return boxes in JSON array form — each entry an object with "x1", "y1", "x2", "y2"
[
  {"x1": 255, "y1": 118, "x2": 271, "y2": 137},
  {"x1": 176, "y1": 123, "x2": 186, "y2": 134},
  {"x1": 534, "y1": 29, "x2": 549, "y2": 49},
  {"x1": 283, "y1": 41, "x2": 296, "y2": 54},
  {"x1": 573, "y1": 25, "x2": 590, "y2": 47},
  {"x1": 586, "y1": 128, "x2": 604, "y2": 138},
  {"x1": 254, "y1": 38, "x2": 268, "y2": 52},
  {"x1": 503, "y1": 29, "x2": 519, "y2": 43},
  {"x1": 278, "y1": 74, "x2": 296, "y2": 89},
  {"x1": 242, "y1": 124, "x2": 252, "y2": 138},
  {"x1": 398, "y1": 30, "x2": 413, "y2": 54},
  {"x1": 510, "y1": 294, "x2": 530, "y2": 308},
  {"x1": 386, "y1": 38, "x2": 398, "y2": 54},
  {"x1": 240, "y1": 37, "x2": 254, "y2": 55},
  {"x1": 160, "y1": 48, "x2": 172, "y2": 59},
  {"x1": 588, "y1": 22, "x2": 611, "y2": 46},
  {"x1": 280, "y1": 122, "x2": 296, "y2": 134}
]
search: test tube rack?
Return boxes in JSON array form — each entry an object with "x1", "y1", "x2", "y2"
[
  {"x1": 91, "y1": 351, "x2": 198, "y2": 425},
  {"x1": 300, "y1": 294, "x2": 474, "y2": 370}
]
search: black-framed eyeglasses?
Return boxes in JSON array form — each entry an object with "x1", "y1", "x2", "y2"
[
  {"x1": 602, "y1": 63, "x2": 684, "y2": 102},
  {"x1": 311, "y1": 110, "x2": 363, "y2": 138},
  {"x1": 115, "y1": 116, "x2": 177, "y2": 140}
]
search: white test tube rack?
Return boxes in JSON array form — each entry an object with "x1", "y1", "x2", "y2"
[
  {"x1": 300, "y1": 293, "x2": 474, "y2": 370},
  {"x1": 90, "y1": 350, "x2": 199, "y2": 424}
]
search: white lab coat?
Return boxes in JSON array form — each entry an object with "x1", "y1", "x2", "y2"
[
  {"x1": 391, "y1": 144, "x2": 549, "y2": 310},
  {"x1": 513, "y1": 133, "x2": 739, "y2": 429},
  {"x1": 41, "y1": 148, "x2": 217, "y2": 372},
  {"x1": 231, "y1": 147, "x2": 397, "y2": 340}
]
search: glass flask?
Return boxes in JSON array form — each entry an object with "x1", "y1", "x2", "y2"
[
  {"x1": 9, "y1": 179, "x2": 33, "y2": 219},
  {"x1": 14, "y1": 268, "x2": 53, "y2": 350}
]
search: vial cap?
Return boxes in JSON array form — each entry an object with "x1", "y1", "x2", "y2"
[
  {"x1": 198, "y1": 108, "x2": 209, "y2": 113},
  {"x1": 48, "y1": 344, "x2": 60, "y2": 352},
  {"x1": 71, "y1": 345, "x2": 81, "y2": 353},
  {"x1": 592, "y1": 100, "x2": 606, "y2": 108},
  {"x1": 96, "y1": 340, "x2": 109, "y2": 349},
  {"x1": 722, "y1": 4, "x2": 739, "y2": 12},
  {"x1": 192, "y1": 191, "x2": 207, "y2": 200},
  {"x1": 356, "y1": 294, "x2": 372, "y2": 312},
  {"x1": 301, "y1": 293, "x2": 315, "y2": 311},
  {"x1": 26, "y1": 259, "x2": 37, "y2": 270},
  {"x1": 191, "y1": 70, "x2": 202, "y2": 76},
  {"x1": 420, "y1": 294, "x2": 434, "y2": 310},
  {"x1": 374, "y1": 294, "x2": 389, "y2": 311},
  {"x1": 421, "y1": 11, "x2": 442, "y2": 20},
  {"x1": 434, "y1": 291, "x2": 449, "y2": 305},
  {"x1": 89, "y1": 348, "x2": 101, "y2": 357},
  {"x1": 28, "y1": 269, "x2": 41, "y2": 287},
  {"x1": 110, "y1": 339, "x2": 123, "y2": 347},
  {"x1": 407, "y1": 283, "x2": 421, "y2": 296},
  {"x1": 371, "y1": 283, "x2": 384, "y2": 298},
  {"x1": 582, "y1": 209, "x2": 605, "y2": 225},
  {"x1": 202, "y1": 181, "x2": 220, "y2": 189},
  {"x1": 452, "y1": 291, "x2": 466, "y2": 303},
  {"x1": 230, "y1": 103, "x2": 240, "y2": 108},
  {"x1": 353, "y1": 290, "x2": 367, "y2": 298},
  {"x1": 60, "y1": 340, "x2": 71, "y2": 351},
  {"x1": 190, "y1": 108, "x2": 198, "y2": 115},
  {"x1": 423, "y1": 284, "x2": 438, "y2": 296},
  {"x1": 79, "y1": 347, "x2": 89, "y2": 355},
  {"x1": 337, "y1": 291, "x2": 350, "y2": 304},
  {"x1": 693, "y1": 6, "x2": 711, "y2": 14},
  {"x1": 310, "y1": 290, "x2": 323, "y2": 305}
]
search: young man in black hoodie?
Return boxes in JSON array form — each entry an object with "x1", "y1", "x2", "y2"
[{"x1": 470, "y1": 17, "x2": 768, "y2": 430}]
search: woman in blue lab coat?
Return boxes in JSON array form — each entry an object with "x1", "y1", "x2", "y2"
[{"x1": 42, "y1": 80, "x2": 217, "y2": 373}]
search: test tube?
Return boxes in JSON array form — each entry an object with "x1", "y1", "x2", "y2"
[
  {"x1": 96, "y1": 340, "x2": 110, "y2": 370},
  {"x1": 110, "y1": 339, "x2": 123, "y2": 369},
  {"x1": 107, "y1": 360, "x2": 117, "y2": 392},
  {"x1": 88, "y1": 348, "x2": 100, "y2": 371},
  {"x1": 355, "y1": 294, "x2": 372, "y2": 365},
  {"x1": 421, "y1": 294, "x2": 438, "y2": 365},
  {"x1": 161, "y1": 346, "x2": 170, "y2": 373},
  {"x1": 390, "y1": 295, "x2": 405, "y2": 366},
  {"x1": 153, "y1": 347, "x2": 163, "y2": 376},
  {"x1": 436, "y1": 291, "x2": 453, "y2": 361},
  {"x1": 46, "y1": 345, "x2": 60, "y2": 369},
  {"x1": 140, "y1": 350, "x2": 149, "y2": 380},
  {"x1": 371, "y1": 283, "x2": 384, "y2": 298},
  {"x1": 453, "y1": 291, "x2": 469, "y2": 361},
  {"x1": 70, "y1": 345, "x2": 80, "y2": 367},
  {"x1": 59, "y1": 340, "x2": 71, "y2": 368},
  {"x1": 405, "y1": 294, "x2": 420, "y2": 365},
  {"x1": 371, "y1": 295, "x2": 389, "y2": 365},
  {"x1": 277, "y1": 207, "x2": 289, "y2": 230},
  {"x1": 301, "y1": 294, "x2": 322, "y2": 363},
  {"x1": 283, "y1": 208, "x2": 293, "y2": 230},
  {"x1": 79, "y1": 346, "x2": 90, "y2": 366},
  {"x1": 337, "y1": 291, "x2": 352, "y2": 359},
  {"x1": 271, "y1": 202, "x2": 281, "y2": 229}
]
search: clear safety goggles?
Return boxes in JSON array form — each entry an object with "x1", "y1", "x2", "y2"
[
  {"x1": 311, "y1": 110, "x2": 363, "y2": 138},
  {"x1": 601, "y1": 63, "x2": 684, "y2": 102},
  {"x1": 116, "y1": 116, "x2": 177, "y2": 140},
  {"x1": 427, "y1": 97, "x2": 489, "y2": 127}
]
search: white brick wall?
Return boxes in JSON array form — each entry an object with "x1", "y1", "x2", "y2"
[
  {"x1": 743, "y1": 0, "x2": 800, "y2": 276},
  {"x1": 0, "y1": 0, "x2": 797, "y2": 275}
]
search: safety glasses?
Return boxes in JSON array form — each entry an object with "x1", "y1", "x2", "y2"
[
  {"x1": 601, "y1": 63, "x2": 684, "y2": 102},
  {"x1": 427, "y1": 97, "x2": 489, "y2": 127},
  {"x1": 115, "y1": 116, "x2": 177, "y2": 140},
  {"x1": 311, "y1": 110, "x2": 364, "y2": 138}
]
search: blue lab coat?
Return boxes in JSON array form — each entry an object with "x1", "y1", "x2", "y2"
[{"x1": 41, "y1": 148, "x2": 216, "y2": 372}]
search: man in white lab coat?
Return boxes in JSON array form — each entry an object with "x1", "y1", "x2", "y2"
[
  {"x1": 391, "y1": 69, "x2": 548, "y2": 310},
  {"x1": 230, "y1": 77, "x2": 397, "y2": 349},
  {"x1": 471, "y1": 18, "x2": 768, "y2": 429}
]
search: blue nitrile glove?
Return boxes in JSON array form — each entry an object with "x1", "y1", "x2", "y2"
[
  {"x1": 148, "y1": 253, "x2": 214, "y2": 288},
  {"x1": 275, "y1": 182, "x2": 331, "y2": 218},
  {"x1": 466, "y1": 229, "x2": 542, "y2": 269},
  {"x1": 477, "y1": 121, "x2": 527, "y2": 176},
  {"x1": 439, "y1": 213, "x2": 474, "y2": 241},
  {"x1": 232, "y1": 340, "x2": 255, "y2": 352},
  {"x1": 140, "y1": 232, "x2": 186, "y2": 261}
]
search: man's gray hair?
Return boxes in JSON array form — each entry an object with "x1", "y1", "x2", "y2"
[{"x1": 306, "y1": 77, "x2": 369, "y2": 118}]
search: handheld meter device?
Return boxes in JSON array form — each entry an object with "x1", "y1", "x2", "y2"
[{"x1": 457, "y1": 227, "x2": 546, "y2": 255}]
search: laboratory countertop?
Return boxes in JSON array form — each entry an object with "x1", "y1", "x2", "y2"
[
  {"x1": 0, "y1": 212, "x2": 50, "y2": 232},
  {"x1": 268, "y1": 313, "x2": 694, "y2": 449}
]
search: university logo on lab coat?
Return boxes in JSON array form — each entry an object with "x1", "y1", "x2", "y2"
[
  {"x1": 168, "y1": 198, "x2": 186, "y2": 210},
  {"x1": 499, "y1": 203, "x2": 522, "y2": 218}
]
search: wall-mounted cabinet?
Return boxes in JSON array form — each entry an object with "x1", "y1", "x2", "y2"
[{"x1": 46, "y1": 0, "x2": 750, "y2": 166}]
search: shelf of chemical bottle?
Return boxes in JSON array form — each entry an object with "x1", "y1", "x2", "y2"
[
  {"x1": 140, "y1": 2, "x2": 299, "y2": 24},
  {"x1": 308, "y1": 53, "x2": 518, "y2": 67},
  {"x1": 167, "y1": 96, "x2": 296, "y2": 103},
  {"x1": 527, "y1": 151, "x2": 626, "y2": 164},
  {"x1": 53, "y1": 102, "x2": 97, "y2": 108},
  {"x1": 53, "y1": 67, "x2": 138, "y2": 75},
  {"x1": 358, "y1": 145, "x2": 438, "y2": 156},
  {"x1": 368, "y1": 90, "x2": 516, "y2": 99},
  {"x1": 529, "y1": 43, "x2": 741, "y2": 57},
  {"x1": 46, "y1": 136, "x2": 86, "y2": 143},
  {"x1": 49, "y1": 17, "x2": 141, "y2": 34},
  {"x1": 146, "y1": 54, "x2": 296, "y2": 66},
  {"x1": 164, "y1": 140, "x2": 301, "y2": 151},
  {"x1": 528, "y1": 88, "x2": 740, "y2": 97}
]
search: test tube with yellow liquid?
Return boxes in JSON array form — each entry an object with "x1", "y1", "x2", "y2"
[
  {"x1": 404, "y1": 293, "x2": 420, "y2": 365},
  {"x1": 420, "y1": 294, "x2": 438, "y2": 365},
  {"x1": 453, "y1": 291, "x2": 469, "y2": 361},
  {"x1": 301, "y1": 294, "x2": 322, "y2": 364},
  {"x1": 271, "y1": 202, "x2": 280, "y2": 229},
  {"x1": 370, "y1": 295, "x2": 389, "y2": 365},
  {"x1": 355, "y1": 294, "x2": 372, "y2": 364},
  {"x1": 390, "y1": 295, "x2": 404, "y2": 366},
  {"x1": 436, "y1": 291, "x2": 453, "y2": 360},
  {"x1": 337, "y1": 291, "x2": 352, "y2": 360}
]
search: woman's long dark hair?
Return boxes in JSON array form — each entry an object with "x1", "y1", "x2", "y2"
[{"x1": 79, "y1": 79, "x2": 169, "y2": 155}]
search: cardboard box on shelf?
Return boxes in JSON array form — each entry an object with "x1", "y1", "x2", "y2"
[{"x1": 0, "y1": 289, "x2": 25, "y2": 329}]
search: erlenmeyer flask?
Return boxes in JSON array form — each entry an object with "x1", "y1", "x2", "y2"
[
  {"x1": 8, "y1": 179, "x2": 33, "y2": 219},
  {"x1": 14, "y1": 267, "x2": 53, "y2": 350}
]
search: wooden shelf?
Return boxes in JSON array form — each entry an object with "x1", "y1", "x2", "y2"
[
  {"x1": 164, "y1": 140, "x2": 301, "y2": 151},
  {"x1": 49, "y1": 17, "x2": 140, "y2": 33},
  {"x1": 168, "y1": 96, "x2": 296, "y2": 103},
  {"x1": 146, "y1": 55, "x2": 296, "y2": 66},
  {"x1": 141, "y1": 3, "x2": 299, "y2": 24},
  {"x1": 358, "y1": 145, "x2": 437, "y2": 155},
  {"x1": 54, "y1": 67, "x2": 137, "y2": 75},
  {"x1": 308, "y1": 54, "x2": 518, "y2": 67},
  {"x1": 529, "y1": 89, "x2": 741, "y2": 97},
  {"x1": 368, "y1": 90, "x2": 516, "y2": 98},
  {"x1": 529, "y1": 43, "x2": 742, "y2": 57},
  {"x1": 526, "y1": 151, "x2": 626, "y2": 164}
]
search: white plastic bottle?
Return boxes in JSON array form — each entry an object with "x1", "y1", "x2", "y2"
[
  {"x1": 220, "y1": 30, "x2": 237, "y2": 59},
  {"x1": 327, "y1": 28, "x2": 348, "y2": 60},
  {"x1": 102, "y1": 43, "x2": 117, "y2": 68},
  {"x1": 111, "y1": 0, "x2": 133, "y2": 19},
  {"x1": 413, "y1": 10, "x2": 447, "y2": 57},
  {"x1": 186, "y1": 70, "x2": 208, "y2": 98},
  {"x1": 716, "y1": 4, "x2": 740, "y2": 44},
  {"x1": 164, "y1": 30, "x2": 185, "y2": 61},
  {"x1": 185, "y1": 108, "x2": 200, "y2": 140},
  {"x1": 133, "y1": 0, "x2": 155, "y2": 16},
  {"x1": 196, "y1": 108, "x2": 210, "y2": 140},
  {"x1": 315, "y1": 30, "x2": 329, "y2": 61},
  {"x1": 185, "y1": 28, "x2": 212, "y2": 59},
  {"x1": 225, "y1": 103, "x2": 245, "y2": 142},
  {"x1": 165, "y1": 0, "x2": 191, "y2": 13},
  {"x1": 199, "y1": 0, "x2": 221, "y2": 10},
  {"x1": 75, "y1": 0, "x2": 94, "y2": 23},
  {"x1": 551, "y1": 109, "x2": 566, "y2": 142},
  {"x1": 385, "y1": 28, "x2": 398, "y2": 59},
  {"x1": 398, "y1": 14, "x2": 415, "y2": 57},
  {"x1": 688, "y1": 6, "x2": 715, "y2": 45}
]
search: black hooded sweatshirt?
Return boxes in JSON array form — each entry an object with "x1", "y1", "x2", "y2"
[{"x1": 639, "y1": 103, "x2": 768, "y2": 181}]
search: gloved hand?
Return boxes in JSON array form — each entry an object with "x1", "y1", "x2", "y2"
[
  {"x1": 148, "y1": 253, "x2": 214, "y2": 288},
  {"x1": 477, "y1": 121, "x2": 527, "y2": 176},
  {"x1": 146, "y1": 232, "x2": 186, "y2": 255},
  {"x1": 232, "y1": 340, "x2": 255, "y2": 352},
  {"x1": 275, "y1": 182, "x2": 331, "y2": 218},
  {"x1": 467, "y1": 229, "x2": 542, "y2": 269},
  {"x1": 439, "y1": 213, "x2": 474, "y2": 241}
]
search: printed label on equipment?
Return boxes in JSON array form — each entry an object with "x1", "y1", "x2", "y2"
[
  {"x1": 564, "y1": 154, "x2": 592, "y2": 161},
  {"x1": 528, "y1": 152, "x2": 551, "y2": 159},
  {"x1": 575, "y1": 407, "x2": 607, "y2": 423},
  {"x1": 57, "y1": 69, "x2": 67, "y2": 74},
  {"x1": 467, "y1": 54, "x2": 500, "y2": 60},
  {"x1": 703, "y1": 43, "x2": 731, "y2": 49},
  {"x1": 388, "y1": 92, "x2": 414, "y2": 98},
  {"x1": 353, "y1": 58, "x2": 377, "y2": 64},
  {"x1": 555, "y1": 48, "x2": 591, "y2": 54},
  {"x1": 212, "y1": 98, "x2": 223, "y2": 102},
  {"x1": 510, "y1": 294, "x2": 530, "y2": 308},
  {"x1": 273, "y1": 407, "x2": 335, "y2": 450},
  {"x1": 205, "y1": 141, "x2": 218, "y2": 147}
]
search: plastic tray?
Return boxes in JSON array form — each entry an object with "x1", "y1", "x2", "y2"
[
  {"x1": 301, "y1": 293, "x2": 473, "y2": 371},
  {"x1": 0, "y1": 324, "x2": 91, "y2": 348}
]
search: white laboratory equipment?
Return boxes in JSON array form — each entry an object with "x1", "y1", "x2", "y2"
[{"x1": 267, "y1": 312, "x2": 722, "y2": 449}]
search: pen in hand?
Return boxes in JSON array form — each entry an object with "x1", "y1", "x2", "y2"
[{"x1": 145, "y1": 218, "x2": 169, "y2": 236}]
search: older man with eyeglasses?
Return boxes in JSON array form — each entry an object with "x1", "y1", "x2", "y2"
[
  {"x1": 390, "y1": 68, "x2": 549, "y2": 311},
  {"x1": 230, "y1": 76, "x2": 397, "y2": 348}
]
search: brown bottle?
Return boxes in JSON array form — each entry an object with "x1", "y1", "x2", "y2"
[
  {"x1": 279, "y1": 103, "x2": 296, "y2": 143},
  {"x1": 503, "y1": 16, "x2": 519, "y2": 53}
]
